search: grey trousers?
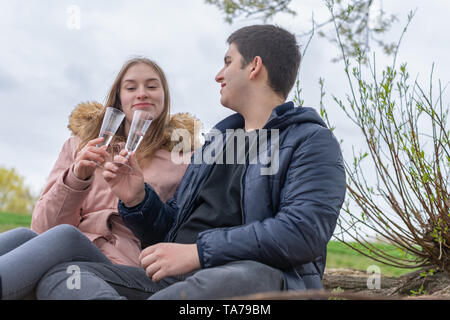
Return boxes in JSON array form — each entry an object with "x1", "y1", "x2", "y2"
[
  {"x1": 36, "y1": 259, "x2": 286, "y2": 300},
  {"x1": 0, "y1": 224, "x2": 111, "y2": 300}
]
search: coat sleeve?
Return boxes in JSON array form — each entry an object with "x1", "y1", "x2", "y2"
[
  {"x1": 118, "y1": 183, "x2": 178, "y2": 248},
  {"x1": 31, "y1": 137, "x2": 92, "y2": 233},
  {"x1": 196, "y1": 126, "x2": 347, "y2": 270}
]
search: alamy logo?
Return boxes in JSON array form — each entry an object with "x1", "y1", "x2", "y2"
[
  {"x1": 170, "y1": 128, "x2": 280, "y2": 175},
  {"x1": 66, "y1": 5, "x2": 81, "y2": 30},
  {"x1": 66, "y1": 265, "x2": 81, "y2": 290},
  {"x1": 366, "y1": 265, "x2": 381, "y2": 290}
]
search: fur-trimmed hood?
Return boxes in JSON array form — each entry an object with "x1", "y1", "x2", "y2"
[{"x1": 68, "y1": 101, "x2": 203, "y2": 152}]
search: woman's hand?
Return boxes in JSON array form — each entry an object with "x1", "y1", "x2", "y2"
[
  {"x1": 102, "y1": 150, "x2": 146, "y2": 207},
  {"x1": 73, "y1": 137, "x2": 110, "y2": 180}
]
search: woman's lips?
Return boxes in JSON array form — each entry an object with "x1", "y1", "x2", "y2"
[{"x1": 133, "y1": 103, "x2": 153, "y2": 109}]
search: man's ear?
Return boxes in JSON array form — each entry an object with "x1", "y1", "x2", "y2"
[{"x1": 249, "y1": 56, "x2": 264, "y2": 80}]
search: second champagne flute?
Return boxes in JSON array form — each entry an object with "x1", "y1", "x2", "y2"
[
  {"x1": 95, "y1": 106, "x2": 125, "y2": 167},
  {"x1": 114, "y1": 109, "x2": 153, "y2": 172}
]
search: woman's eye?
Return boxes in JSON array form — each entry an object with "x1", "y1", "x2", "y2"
[
  {"x1": 127, "y1": 87, "x2": 135, "y2": 91},
  {"x1": 148, "y1": 86, "x2": 157, "y2": 89}
]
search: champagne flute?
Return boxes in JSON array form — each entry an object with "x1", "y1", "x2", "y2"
[
  {"x1": 95, "y1": 107, "x2": 125, "y2": 167},
  {"x1": 97, "y1": 107, "x2": 126, "y2": 148},
  {"x1": 114, "y1": 109, "x2": 153, "y2": 172}
]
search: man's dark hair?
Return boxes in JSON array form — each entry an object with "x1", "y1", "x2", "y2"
[{"x1": 227, "y1": 24, "x2": 301, "y2": 99}]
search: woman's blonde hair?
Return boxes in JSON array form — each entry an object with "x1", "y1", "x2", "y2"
[{"x1": 77, "y1": 57, "x2": 171, "y2": 165}]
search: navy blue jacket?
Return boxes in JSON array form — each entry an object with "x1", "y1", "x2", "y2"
[{"x1": 118, "y1": 102, "x2": 346, "y2": 290}]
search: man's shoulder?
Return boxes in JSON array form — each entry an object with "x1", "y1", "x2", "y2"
[{"x1": 280, "y1": 120, "x2": 330, "y2": 145}]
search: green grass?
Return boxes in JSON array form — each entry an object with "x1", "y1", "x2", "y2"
[
  {"x1": 0, "y1": 211, "x2": 32, "y2": 233},
  {"x1": 326, "y1": 240, "x2": 421, "y2": 277},
  {"x1": 0, "y1": 211, "x2": 421, "y2": 277}
]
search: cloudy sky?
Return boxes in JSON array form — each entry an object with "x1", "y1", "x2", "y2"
[{"x1": 0, "y1": 0, "x2": 449, "y2": 196}]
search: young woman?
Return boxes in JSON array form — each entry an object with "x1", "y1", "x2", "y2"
[{"x1": 0, "y1": 57, "x2": 201, "y2": 299}]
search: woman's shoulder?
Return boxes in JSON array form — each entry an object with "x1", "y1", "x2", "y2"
[
  {"x1": 164, "y1": 112, "x2": 203, "y2": 151},
  {"x1": 168, "y1": 112, "x2": 202, "y2": 132}
]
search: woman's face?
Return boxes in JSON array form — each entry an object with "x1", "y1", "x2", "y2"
[{"x1": 119, "y1": 63, "x2": 165, "y2": 134}]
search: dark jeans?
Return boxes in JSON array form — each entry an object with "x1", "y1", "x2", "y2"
[
  {"x1": 36, "y1": 260, "x2": 286, "y2": 300},
  {"x1": 0, "y1": 225, "x2": 111, "y2": 300}
]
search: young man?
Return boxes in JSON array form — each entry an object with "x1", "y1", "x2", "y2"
[{"x1": 36, "y1": 25, "x2": 346, "y2": 299}]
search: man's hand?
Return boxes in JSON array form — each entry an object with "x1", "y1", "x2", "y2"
[
  {"x1": 102, "y1": 150, "x2": 146, "y2": 207},
  {"x1": 140, "y1": 243, "x2": 201, "y2": 283}
]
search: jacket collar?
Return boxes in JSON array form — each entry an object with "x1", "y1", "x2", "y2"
[
  {"x1": 213, "y1": 101, "x2": 295, "y2": 133},
  {"x1": 265, "y1": 101, "x2": 295, "y2": 126}
]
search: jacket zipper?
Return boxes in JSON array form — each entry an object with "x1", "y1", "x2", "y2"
[
  {"x1": 239, "y1": 164, "x2": 247, "y2": 225},
  {"x1": 239, "y1": 132, "x2": 259, "y2": 224}
]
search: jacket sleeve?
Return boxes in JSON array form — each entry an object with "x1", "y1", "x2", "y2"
[
  {"x1": 118, "y1": 183, "x2": 178, "y2": 248},
  {"x1": 196, "y1": 127, "x2": 347, "y2": 270},
  {"x1": 31, "y1": 137, "x2": 92, "y2": 233}
]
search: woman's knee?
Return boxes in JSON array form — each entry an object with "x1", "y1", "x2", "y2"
[
  {"x1": 2, "y1": 227, "x2": 38, "y2": 242},
  {"x1": 13, "y1": 227, "x2": 38, "y2": 240},
  {"x1": 0, "y1": 227, "x2": 38, "y2": 256},
  {"x1": 46, "y1": 224, "x2": 86, "y2": 242}
]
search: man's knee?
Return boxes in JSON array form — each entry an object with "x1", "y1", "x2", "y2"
[
  {"x1": 194, "y1": 260, "x2": 285, "y2": 293},
  {"x1": 151, "y1": 260, "x2": 285, "y2": 300}
]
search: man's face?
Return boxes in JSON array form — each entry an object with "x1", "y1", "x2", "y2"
[{"x1": 215, "y1": 43, "x2": 250, "y2": 111}]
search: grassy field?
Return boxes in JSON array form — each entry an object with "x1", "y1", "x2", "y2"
[
  {"x1": 0, "y1": 212, "x2": 32, "y2": 233},
  {"x1": 326, "y1": 240, "x2": 420, "y2": 277},
  {"x1": 0, "y1": 212, "x2": 419, "y2": 277}
]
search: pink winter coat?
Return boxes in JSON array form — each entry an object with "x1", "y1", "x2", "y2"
[{"x1": 31, "y1": 103, "x2": 201, "y2": 267}]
